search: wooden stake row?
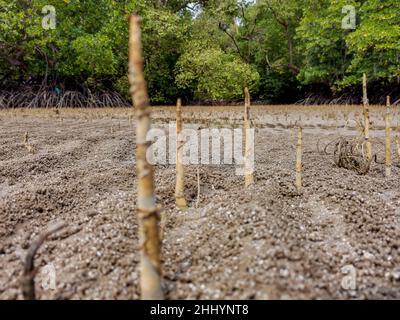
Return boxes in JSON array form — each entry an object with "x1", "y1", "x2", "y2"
[
  {"x1": 364, "y1": 73, "x2": 395, "y2": 178},
  {"x1": 128, "y1": 18, "x2": 397, "y2": 301}
]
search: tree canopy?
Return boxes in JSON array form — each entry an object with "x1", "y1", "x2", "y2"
[{"x1": 1, "y1": 0, "x2": 399, "y2": 104}]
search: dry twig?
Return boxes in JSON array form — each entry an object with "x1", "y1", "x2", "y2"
[{"x1": 21, "y1": 221, "x2": 66, "y2": 300}]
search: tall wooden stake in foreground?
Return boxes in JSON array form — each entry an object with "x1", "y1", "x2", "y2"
[
  {"x1": 175, "y1": 98, "x2": 188, "y2": 209},
  {"x1": 362, "y1": 73, "x2": 372, "y2": 161},
  {"x1": 295, "y1": 126, "x2": 303, "y2": 193},
  {"x1": 385, "y1": 96, "x2": 392, "y2": 177},
  {"x1": 396, "y1": 126, "x2": 400, "y2": 162},
  {"x1": 244, "y1": 87, "x2": 254, "y2": 187},
  {"x1": 128, "y1": 14, "x2": 163, "y2": 300}
]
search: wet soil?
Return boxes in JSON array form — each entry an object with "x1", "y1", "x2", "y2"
[{"x1": 0, "y1": 106, "x2": 399, "y2": 300}]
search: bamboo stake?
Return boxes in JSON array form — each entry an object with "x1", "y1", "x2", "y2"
[
  {"x1": 362, "y1": 73, "x2": 372, "y2": 161},
  {"x1": 175, "y1": 98, "x2": 187, "y2": 209},
  {"x1": 23, "y1": 131, "x2": 35, "y2": 154},
  {"x1": 396, "y1": 132, "x2": 400, "y2": 162},
  {"x1": 385, "y1": 96, "x2": 392, "y2": 177},
  {"x1": 244, "y1": 87, "x2": 254, "y2": 187},
  {"x1": 24, "y1": 131, "x2": 28, "y2": 144},
  {"x1": 196, "y1": 167, "x2": 201, "y2": 209},
  {"x1": 295, "y1": 126, "x2": 302, "y2": 193},
  {"x1": 395, "y1": 98, "x2": 400, "y2": 162},
  {"x1": 128, "y1": 14, "x2": 163, "y2": 300},
  {"x1": 396, "y1": 126, "x2": 400, "y2": 160}
]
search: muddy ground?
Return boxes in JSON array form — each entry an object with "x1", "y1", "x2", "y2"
[{"x1": 0, "y1": 106, "x2": 399, "y2": 300}]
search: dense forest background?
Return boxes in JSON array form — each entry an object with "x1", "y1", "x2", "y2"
[{"x1": 1, "y1": 0, "x2": 399, "y2": 106}]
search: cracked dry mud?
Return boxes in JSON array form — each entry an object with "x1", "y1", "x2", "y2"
[{"x1": 0, "y1": 106, "x2": 399, "y2": 300}]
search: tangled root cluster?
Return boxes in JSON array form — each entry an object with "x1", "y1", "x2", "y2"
[
  {"x1": 322, "y1": 137, "x2": 371, "y2": 175},
  {"x1": 333, "y1": 138, "x2": 371, "y2": 175}
]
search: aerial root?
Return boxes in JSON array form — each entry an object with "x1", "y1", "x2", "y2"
[
  {"x1": 332, "y1": 137, "x2": 371, "y2": 174},
  {"x1": 320, "y1": 137, "x2": 372, "y2": 174},
  {"x1": 0, "y1": 88, "x2": 130, "y2": 109}
]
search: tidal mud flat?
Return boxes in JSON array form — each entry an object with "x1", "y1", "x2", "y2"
[{"x1": 0, "y1": 106, "x2": 399, "y2": 299}]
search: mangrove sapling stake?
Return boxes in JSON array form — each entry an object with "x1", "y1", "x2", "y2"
[
  {"x1": 23, "y1": 132, "x2": 35, "y2": 154},
  {"x1": 385, "y1": 96, "x2": 392, "y2": 177},
  {"x1": 128, "y1": 14, "x2": 163, "y2": 300},
  {"x1": 362, "y1": 73, "x2": 372, "y2": 161},
  {"x1": 244, "y1": 87, "x2": 254, "y2": 187},
  {"x1": 396, "y1": 126, "x2": 400, "y2": 163},
  {"x1": 175, "y1": 98, "x2": 188, "y2": 209},
  {"x1": 196, "y1": 167, "x2": 201, "y2": 209},
  {"x1": 295, "y1": 126, "x2": 303, "y2": 193}
]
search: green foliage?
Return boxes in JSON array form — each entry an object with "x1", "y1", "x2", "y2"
[
  {"x1": 1, "y1": 0, "x2": 400, "y2": 102},
  {"x1": 341, "y1": 0, "x2": 400, "y2": 87},
  {"x1": 0, "y1": 0, "x2": 187, "y2": 102},
  {"x1": 175, "y1": 41, "x2": 259, "y2": 99},
  {"x1": 297, "y1": 0, "x2": 400, "y2": 91},
  {"x1": 296, "y1": 0, "x2": 357, "y2": 87}
]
